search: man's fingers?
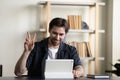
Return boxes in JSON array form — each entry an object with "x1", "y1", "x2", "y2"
[
  {"x1": 26, "y1": 32, "x2": 36, "y2": 42},
  {"x1": 73, "y1": 70, "x2": 80, "y2": 78},
  {"x1": 25, "y1": 41, "x2": 29, "y2": 45},
  {"x1": 32, "y1": 33, "x2": 36, "y2": 42},
  {"x1": 27, "y1": 32, "x2": 31, "y2": 40}
]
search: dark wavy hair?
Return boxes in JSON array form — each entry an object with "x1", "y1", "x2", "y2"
[{"x1": 49, "y1": 17, "x2": 69, "y2": 33}]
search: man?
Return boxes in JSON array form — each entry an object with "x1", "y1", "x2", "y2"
[{"x1": 14, "y1": 17, "x2": 84, "y2": 79}]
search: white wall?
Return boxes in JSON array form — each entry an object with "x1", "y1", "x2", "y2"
[
  {"x1": 0, "y1": 0, "x2": 106, "y2": 76},
  {"x1": 0, "y1": 0, "x2": 40, "y2": 76},
  {"x1": 112, "y1": 0, "x2": 120, "y2": 65}
]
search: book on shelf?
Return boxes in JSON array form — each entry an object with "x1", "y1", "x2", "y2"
[
  {"x1": 87, "y1": 74, "x2": 110, "y2": 79},
  {"x1": 68, "y1": 15, "x2": 82, "y2": 30},
  {"x1": 85, "y1": 42, "x2": 92, "y2": 57},
  {"x1": 66, "y1": 42, "x2": 92, "y2": 57}
]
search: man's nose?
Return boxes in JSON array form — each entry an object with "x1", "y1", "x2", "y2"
[{"x1": 55, "y1": 34, "x2": 60, "y2": 40}]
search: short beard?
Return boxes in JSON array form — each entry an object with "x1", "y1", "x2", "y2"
[{"x1": 50, "y1": 38, "x2": 60, "y2": 46}]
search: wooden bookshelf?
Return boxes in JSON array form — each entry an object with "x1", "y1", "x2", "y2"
[
  {"x1": 38, "y1": 1, "x2": 105, "y2": 6},
  {"x1": 38, "y1": 0, "x2": 105, "y2": 74},
  {"x1": 40, "y1": 29, "x2": 105, "y2": 33},
  {"x1": 80, "y1": 57, "x2": 104, "y2": 61}
]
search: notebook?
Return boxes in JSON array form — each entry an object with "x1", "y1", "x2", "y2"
[
  {"x1": 87, "y1": 74, "x2": 110, "y2": 79},
  {"x1": 45, "y1": 59, "x2": 74, "y2": 79}
]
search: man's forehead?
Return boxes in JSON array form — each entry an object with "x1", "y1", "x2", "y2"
[{"x1": 52, "y1": 26, "x2": 65, "y2": 31}]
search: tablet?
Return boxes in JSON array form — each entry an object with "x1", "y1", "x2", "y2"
[{"x1": 45, "y1": 59, "x2": 74, "y2": 78}]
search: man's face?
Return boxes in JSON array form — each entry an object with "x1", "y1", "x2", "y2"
[{"x1": 49, "y1": 26, "x2": 66, "y2": 46}]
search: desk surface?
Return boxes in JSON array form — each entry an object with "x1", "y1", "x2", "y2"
[{"x1": 0, "y1": 76, "x2": 120, "y2": 80}]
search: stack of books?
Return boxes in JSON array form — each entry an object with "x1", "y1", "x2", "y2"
[
  {"x1": 66, "y1": 42, "x2": 92, "y2": 57},
  {"x1": 68, "y1": 15, "x2": 82, "y2": 30}
]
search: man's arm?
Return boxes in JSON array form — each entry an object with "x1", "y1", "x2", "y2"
[
  {"x1": 14, "y1": 50, "x2": 30, "y2": 76},
  {"x1": 14, "y1": 32, "x2": 36, "y2": 76},
  {"x1": 73, "y1": 65, "x2": 84, "y2": 78}
]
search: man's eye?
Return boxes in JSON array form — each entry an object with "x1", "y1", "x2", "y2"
[{"x1": 60, "y1": 34, "x2": 64, "y2": 36}]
